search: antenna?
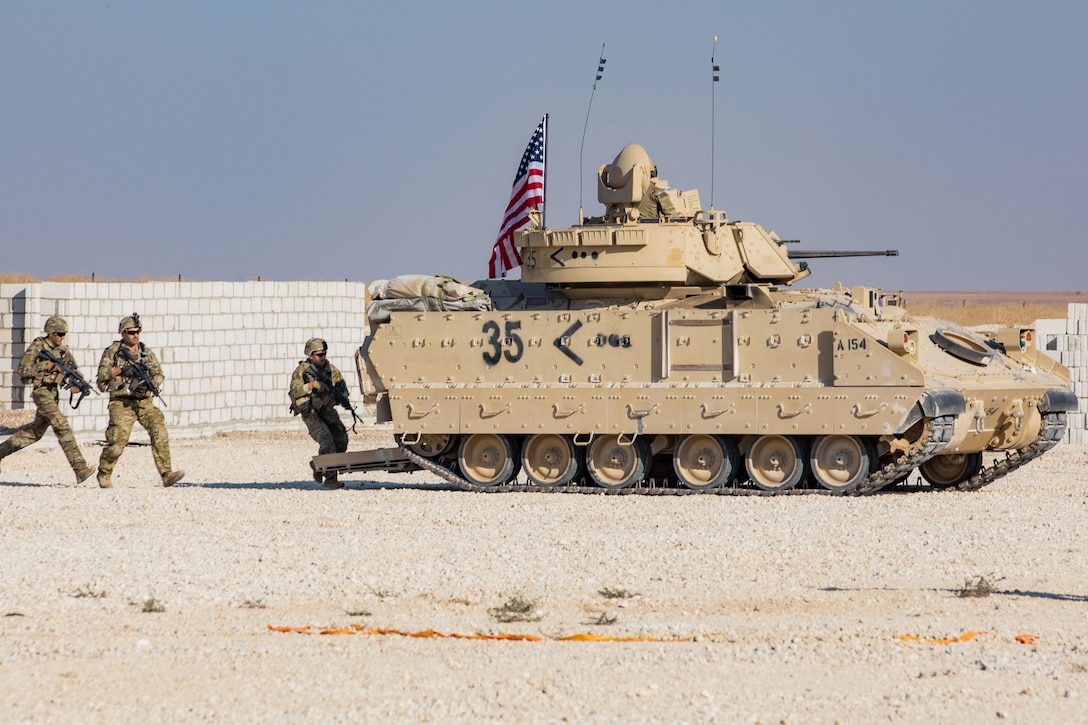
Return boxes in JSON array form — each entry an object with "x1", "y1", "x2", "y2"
[
  {"x1": 710, "y1": 36, "x2": 719, "y2": 210},
  {"x1": 579, "y1": 44, "x2": 606, "y2": 223}
]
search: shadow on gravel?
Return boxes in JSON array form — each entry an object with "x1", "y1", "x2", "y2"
[
  {"x1": 197, "y1": 480, "x2": 457, "y2": 491},
  {"x1": 991, "y1": 589, "x2": 1088, "y2": 603},
  {"x1": 820, "y1": 585, "x2": 1088, "y2": 603}
]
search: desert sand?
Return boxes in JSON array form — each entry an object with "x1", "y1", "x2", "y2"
[{"x1": 1, "y1": 424, "x2": 1087, "y2": 723}]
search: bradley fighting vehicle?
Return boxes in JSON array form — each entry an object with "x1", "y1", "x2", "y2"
[{"x1": 316, "y1": 143, "x2": 1076, "y2": 495}]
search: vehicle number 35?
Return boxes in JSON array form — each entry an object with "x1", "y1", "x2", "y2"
[{"x1": 482, "y1": 320, "x2": 524, "y2": 364}]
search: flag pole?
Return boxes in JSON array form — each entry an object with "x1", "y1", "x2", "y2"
[{"x1": 542, "y1": 113, "x2": 549, "y2": 229}]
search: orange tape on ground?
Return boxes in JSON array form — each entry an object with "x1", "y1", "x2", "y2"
[
  {"x1": 268, "y1": 624, "x2": 682, "y2": 642},
  {"x1": 893, "y1": 631, "x2": 990, "y2": 644},
  {"x1": 555, "y1": 633, "x2": 686, "y2": 642},
  {"x1": 272, "y1": 625, "x2": 1033, "y2": 645}
]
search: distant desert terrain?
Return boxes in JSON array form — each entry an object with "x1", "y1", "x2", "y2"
[{"x1": 902, "y1": 290, "x2": 1083, "y2": 327}]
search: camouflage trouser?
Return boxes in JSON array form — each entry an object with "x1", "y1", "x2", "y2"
[
  {"x1": 98, "y1": 397, "x2": 172, "y2": 477},
  {"x1": 302, "y1": 406, "x2": 348, "y2": 456},
  {"x1": 0, "y1": 389, "x2": 88, "y2": 472}
]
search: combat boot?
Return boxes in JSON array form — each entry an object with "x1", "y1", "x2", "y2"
[
  {"x1": 97, "y1": 470, "x2": 113, "y2": 488},
  {"x1": 322, "y1": 471, "x2": 344, "y2": 489},
  {"x1": 309, "y1": 460, "x2": 323, "y2": 483},
  {"x1": 75, "y1": 466, "x2": 95, "y2": 484},
  {"x1": 162, "y1": 470, "x2": 185, "y2": 487}
]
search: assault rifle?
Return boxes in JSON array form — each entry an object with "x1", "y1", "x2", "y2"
[
  {"x1": 306, "y1": 363, "x2": 362, "y2": 433},
  {"x1": 118, "y1": 346, "x2": 168, "y2": 407},
  {"x1": 37, "y1": 348, "x2": 96, "y2": 409}
]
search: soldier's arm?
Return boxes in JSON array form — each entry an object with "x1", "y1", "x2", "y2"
[
  {"x1": 96, "y1": 346, "x2": 115, "y2": 392},
  {"x1": 288, "y1": 364, "x2": 310, "y2": 402},
  {"x1": 17, "y1": 350, "x2": 36, "y2": 383},
  {"x1": 330, "y1": 365, "x2": 349, "y2": 396},
  {"x1": 145, "y1": 347, "x2": 165, "y2": 389},
  {"x1": 62, "y1": 348, "x2": 80, "y2": 375},
  {"x1": 17, "y1": 340, "x2": 44, "y2": 383}
]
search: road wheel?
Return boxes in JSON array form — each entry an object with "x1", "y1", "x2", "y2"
[
  {"x1": 920, "y1": 452, "x2": 983, "y2": 488},
  {"x1": 458, "y1": 434, "x2": 516, "y2": 487},
  {"x1": 406, "y1": 433, "x2": 456, "y2": 459},
  {"x1": 745, "y1": 435, "x2": 808, "y2": 491},
  {"x1": 521, "y1": 434, "x2": 581, "y2": 487},
  {"x1": 809, "y1": 435, "x2": 872, "y2": 492},
  {"x1": 587, "y1": 436, "x2": 650, "y2": 489},
  {"x1": 673, "y1": 434, "x2": 738, "y2": 490}
]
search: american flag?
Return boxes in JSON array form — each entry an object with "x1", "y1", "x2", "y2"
[{"x1": 489, "y1": 116, "x2": 546, "y2": 278}]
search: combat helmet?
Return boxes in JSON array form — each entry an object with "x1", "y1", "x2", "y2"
[
  {"x1": 44, "y1": 316, "x2": 68, "y2": 334},
  {"x1": 119, "y1": 313, "x2": 142, "y2": 334}
]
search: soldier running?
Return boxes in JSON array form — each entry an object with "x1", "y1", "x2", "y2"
[
  {"x1": 0, "y1": 316, "x2": 95, "y2": 483},
  {"x1": 95, "y1": 314, "x2": 183, "y2": 488},
  {"x1": 289, "y1": 338, "x2": 349, "y2": 489}
]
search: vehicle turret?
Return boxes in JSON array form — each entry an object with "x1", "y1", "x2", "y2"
[{"x1": 516, "y1": 143, "x2": 813, "y2": 294}]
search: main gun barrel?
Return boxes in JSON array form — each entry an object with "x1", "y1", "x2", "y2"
[{"x1": 788, "y1": 250, "x2": 899, "y2": 259}]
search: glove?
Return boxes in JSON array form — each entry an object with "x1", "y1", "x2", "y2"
[{"x1": 122, "y1": 363, "x2": 141, "y2": 378}]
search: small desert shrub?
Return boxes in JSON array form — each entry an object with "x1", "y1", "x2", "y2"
[
  {"x1": 489, "y1": 595, "x2": 542, "y2": 623},
  {"x1": 598, "y1": 587, "x2": 637, "y2": 600},
  {"x1": 367, "y1": 585, "x2": 395, "y2": 600},
  {"x1": 72, "y1": 585, "x2": 107, "y2": 599},
  {"x1": 956, "y1": 575, "x2": 1003, "y2": 598},
  {"x1": 141, "y1": 598, "x2": 166, "y2": 613}
]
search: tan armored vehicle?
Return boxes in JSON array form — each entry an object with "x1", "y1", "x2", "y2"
[{"x1": 319, "y1": 143, "x2": 1076, "y2": 495}]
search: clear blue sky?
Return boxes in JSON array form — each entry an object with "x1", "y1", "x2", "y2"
[{"x1": 3, "y1": 1, "x2": 1085, "y2": 291}]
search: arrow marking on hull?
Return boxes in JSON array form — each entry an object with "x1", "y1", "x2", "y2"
[
  {"x1": 554, "y1": 319, "x2": 584, "y2": 365},
  {"x1": 549, "y1": 248, "x2": 566, "y2": 267}
]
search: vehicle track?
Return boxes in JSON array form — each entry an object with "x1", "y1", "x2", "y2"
[{"x1": 390, "y1": 414, "x2": 1045, "y2": 496}]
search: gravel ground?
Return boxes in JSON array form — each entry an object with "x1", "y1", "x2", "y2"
[{"x1": 1, "y1": 424, "x2": 1087, "y2": 723}]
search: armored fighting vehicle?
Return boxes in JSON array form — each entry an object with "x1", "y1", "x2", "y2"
[{"x1": 319, "y1": 143, "x2": 1075, "y2": 495}]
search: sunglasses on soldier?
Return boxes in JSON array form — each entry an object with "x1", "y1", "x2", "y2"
[{"x1": 124, "y1": 329, "x2": 140, "y2": 336}]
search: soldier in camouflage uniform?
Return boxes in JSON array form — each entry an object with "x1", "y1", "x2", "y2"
[
  {"x1": 289, "y1": 338, "x2": 349, "y2": 489},
  {"x1": 637, "y1": 165, "x2": 677, "y2": 220},
  {"x1": 95, "y1": 315, "x2": 183, "y2": 489},
  {"x1": 0, "y1": 317, "x2": 95, "y2": 483}
]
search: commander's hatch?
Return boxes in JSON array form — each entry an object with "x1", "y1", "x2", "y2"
[{"x1": 732, "y1": 223, "x2": 807, "y2": 282}]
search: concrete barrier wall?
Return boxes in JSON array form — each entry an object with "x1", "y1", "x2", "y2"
[
  {"x1": 1038, "y1": 303, "x2": 1088, "y2": 444},
  {"x1": 0, "y1": 281, "x2": 368, "y2": 442}
]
